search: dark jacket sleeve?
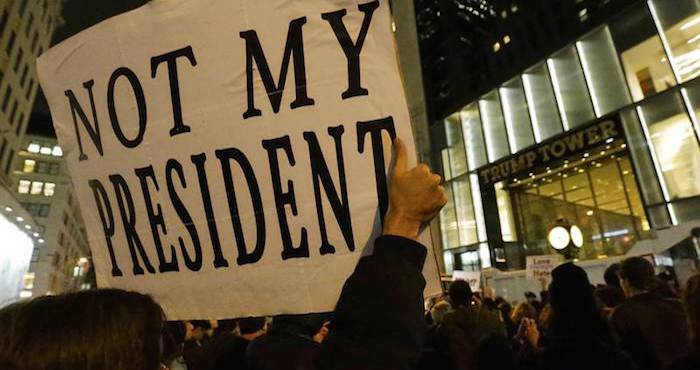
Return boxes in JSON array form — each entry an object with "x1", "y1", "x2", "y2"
[{"x1": 316, "y1": 235, "x2": 428, "y2": 370}]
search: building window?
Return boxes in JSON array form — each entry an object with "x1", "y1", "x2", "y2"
[
  {"x1": 35, "y1": 161, "x2": 48, "y2": 173},
  {"x1": 522, "y1": 63, "x2": 564, "y2": 142},
  {"x1": 39, "y1": 146, "x2": 51, "y2": 155},
  {"x1": 444, "y1": 113, "x2": 468, "y2": 179},
  {"x1": 43, "y1": 182, "x2": 55, "y2": 197},
  {"x1": 13, "y1": 48, "x2": 23, "y2": 72},
  {"x1": 48, "y1": 162, "x2": 59, "y2": 175},
  {"x1": 5, "y1": 31, "x2": 16, "y2": 55},
  {"x1": 38, "y1": 204, "x2": 50, "y2": 217},
  {"x1": 27, "y1": 143, "x2": 40, "y2": 153},
  {"x1": 637, "y1": 92, "x2": 700, "y2": 201},
  {"x1": 479, "y1": 91, "x2": 510, "y2": 162},
  {"x1": 460, "y1": 103, "x2": 488, "y2": 170},
  {"x1": 23, "y1": 159, "x2": 35, "y2": 172},
  {"x1": 30, "y1": 181, "x2": 44, "y2": 195},
  {"x1": 647, "y1": 0, "x2": 700, "y2": 83},
  {"x1": 18, "y1": 180, "x2": 30, "y2": 194},
  {"x1": 52, "y1": 146, "x2": 62, "y2": 156},
  {"x1": 547, "y1": 47, "x2": 596, "y2": 130},
  {"x1": 499, "y1": 76, "x2": 535, "y2": 152},
  {"x1": 609, "y1": 4, "x2": 677, "y2": 102},
  {"x1": 1, "y1": 86, "x2": 12, "y2": 111}
]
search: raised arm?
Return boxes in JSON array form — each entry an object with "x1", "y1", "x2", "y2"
[{"x1": 317, "y1": 138, "x2": 447, "y2": 370}]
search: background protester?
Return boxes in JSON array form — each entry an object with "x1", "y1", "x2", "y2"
[
  {"x1": 594, "y1": 286, "x2": 626, "y2": 317},
  {"x1": 205, "y1": 317, "x2": 265, "y2": 370},
  {"x1": 605, "y1": 263, "x2": 622, "y2": 289},
  {"x1": 246, "y1": 314, "x2": 324, "y2": 370},
  {"x1": 441, "y1": 280, "x2": 505, "y2": 370},
  {"x1": 522, "y1": 263, "x2": 635, "y2": 370},
  {"x1": 510, "y1": 302, "x2": 537, "y2": 331},
  {"x1": 213, "y1": 319, "x2": 238, "y2": 338},
  {"x1": 613, "y1": 257, "x2": 690, "y2": 370},
  {"x1": 497, "y1": 301, "x2": 517, "y2": 338},
  {"x1": 163, "y1": 321, "x2": 190, "y2": 370},
  {"x1": 669, "y1": 274, "x2": 700, "y2": 370}
]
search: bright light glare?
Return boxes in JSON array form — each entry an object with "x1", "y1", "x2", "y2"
[{"x1": 0, "y1": 213, "x2": 34, "y2": 306}]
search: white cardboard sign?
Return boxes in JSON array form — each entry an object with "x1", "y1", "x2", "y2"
[
  {"x1": 452, "y1": 270, "x2": 481, "y2": 292},
  {"x1": 37, "y1": 0, "x2": 440, "y2": 319},
  {"x1": 526, "y1": 254, "x2": 563, "y2": 285}
]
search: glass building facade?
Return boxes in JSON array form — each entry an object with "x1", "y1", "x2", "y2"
[{"x1": 432, "y1": 0, "x2": 700, "y2": 273}]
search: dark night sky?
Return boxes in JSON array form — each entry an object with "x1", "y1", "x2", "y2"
[{"x1": 32, "y1": 1, "x2": 148, "y2": 121}]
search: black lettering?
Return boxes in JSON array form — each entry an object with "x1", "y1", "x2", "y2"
[
  {"x1": 262, "y1": 136, "x2": 309, "y2": 259},
  {"x1": 215, "y1": 148, "x2": 266, "y2": 266},
  {"x1": 322, "y1": 1, "x2": 379, "y2": 99},
  {"x1": 107, "y1": 67, "x2": 147, "y2": 148},
  {"x1": 240, "y1": 17, "x2": 314, "y2": 119},
  {"x1": 109, "y1": 174, "x2": 156, "y2": 275},
  {"x1": 191, "y1": 153, "x2": 229, "y2": 268},
  {"x1": 88, "y1": 179, "x2": 122, "y2": 277},
  {"x1": 151, "y1": 46, "x2": 197, "y2": 136},
  {"x1": 65, "y1": 81, "x2": 102, "y2": 161},
  {"x1": 135, "y1": 166, "x2": 179, "y2": 273},
  {"x1": 356, "y1": 116, "x2": 396, "y2": 225},
  {"x1": 302, "y1": 126, "x2": 354, "y2": 255},
  {"x1": 166, "y1": 159, "x2": 203, "y2": 271}
]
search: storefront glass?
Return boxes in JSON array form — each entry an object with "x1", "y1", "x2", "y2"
[
  {"x1": 453, "y1": 176, "x2": 478, "y2": 246},
  {"x1": 610, "y1": 4, "x2": 677, "y2": 102},
  {"x1": 522, "y1": 63, "x2": 564, "y2": 142},
  {"x1": 547, "y1": 47, "x2": 596, "y2": 130},
  {"x1": 576, "y1": 26, "x2": 632, "y2": 116},
  {"x1": 444, "y1": 113, "x2": 468, "y2": 179},
  {"x1": 499, "y1": 77, "x2": 536, "y2": 152},
  {"x1": 440, "y1": 183, "x2": 459, "y2": 249},
  {"x1": 459, "y1": 103, "x2": 488, "y2": 170},
  {"x1": 479, "y1": 91, "x2": 510, "y2": 162},
  {"x1": 637, "y1": 92, "x2": 700, "y2": 200},
  {"x1": 648, "y1": 0, "x2": 700, "y2": 83}
]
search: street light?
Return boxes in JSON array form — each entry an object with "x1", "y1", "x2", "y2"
[{"x1": 547, "y1": 218, "x2": 583, "y2": 260}]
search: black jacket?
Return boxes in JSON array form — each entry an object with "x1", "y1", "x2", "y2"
[
  {"x1": 611, "y1": 293, "x2": 690, "y2": 370},
  {"x1": 316, "y1": 235, "x2": 428, "y2": 370},
  {"x1": 246, "y1": 319, "x2": 320, "y2": 370}
]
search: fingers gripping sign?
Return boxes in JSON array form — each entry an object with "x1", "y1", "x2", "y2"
[{"x1": 383, "y1": 138, "x2": 447, "y2": 240}]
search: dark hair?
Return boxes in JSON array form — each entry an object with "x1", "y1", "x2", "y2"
[
  {"x1": 594, "y1": 286, "x2": 625, "y2": 308},
  {"x1": 191, "y1": 320, "x2": 212, "y2": 330},
  {"x1": 239, "y1": 317, "x2": 266, "y2": 335},
  {"x1": 620, "y1": 257, "x2": 655, "y2": 291},
  {"x1": 604, "y1": 263, "x2": 621, "y2": 288},
  {"x1": 547, "y1": 263, "x2": 610, "y2": 342},
  {"x1": 0, "y1": 289, "x2": 164, "y2": 370},
  {"x1": 684, "y1": 274, "x2": 700, "y2": 345},
  {"x1": 162, "y1": 321, "x2": 186, "y2": 363},
  {"x1": 448, "y1": 280, "x2": 472, "y2": 307}
]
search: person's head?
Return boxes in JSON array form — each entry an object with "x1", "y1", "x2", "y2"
[
  {"x1": 162, "y1": 321, "x2": 187, "y2": 362},
  {"x1": 213, "y1": 319, "x2": 237, "y2": 337},
  {"x1": 239, "y1": 317, "x2": 267, "y2": 339},
  {"x1": 448, "y1": 280, "x2": 472, "y2": 307},
  {"x1": 594, "y1": 286, "x2": 625, "y2": 309},
  {"x1": 510, "y1": 302, "x2": 537, "y2": 325},
  {"x1": 524, "y1": 291, "x2": 537, "y2": 305},
  {"x1": 0, "y1": 289, "x2": 164, "y2": 370},
  {"x1": 189, "y1": 320, "x2": 211, "y2": 341},
  {"x1": 619, "y1": 257, "x2": 655, "y2": 297},
  {"x1": 430, "y1": 300, "x2": 452, "y2": 325},
  {"x1": 604, "y1": 263, "x2": 621, "y2": 288},
  {"x1": 497, "y1": 301, "x2": 512, "y2": 321},
  {"x1": 684, "y1": 274, "x2": 700, "y2": 345}
]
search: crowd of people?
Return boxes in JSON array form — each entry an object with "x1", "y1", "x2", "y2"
[{"x1": 0, "y1": 139, "x2": 698, "y2": 370}]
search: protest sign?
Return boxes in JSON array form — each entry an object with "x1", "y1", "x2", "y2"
[
  {"x1": 452, "y1": 270, "x2": 481, "y2": 292},
  {"x1": 37, "y1": 0, "x2": 440, "y2": 319},
  {"x1": 526, "y1": 255, "x2": 562, "y2": 285}
]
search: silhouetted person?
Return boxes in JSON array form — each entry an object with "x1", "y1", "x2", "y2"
[
  {"x1": 594, "y1": 286, "x2": 625, "y2": 317},
  {"x1": 613, "y1": 257, "x2": 690, "y2": 370},
  {"x1": 163, "y1": 321, "x2": 190, "y2": 370},
  {"x1": 669, "y1": 274, "x2": 700, "y2": 370},
  {"x1": 246, "y1": 314, "x2": 325, "y2": 370},
  {"x1": 522, "y1": 263, "x2": 635, "y2": 370},
  {"x1": 604, "y1": 263, "x2": 622, "y2": 289},
  {"x1": 441, "y1": 280, "x2": 504, "y2": 370},
  {"x1": 204, "y1": 317, "x2": 265, "y2": 370}
]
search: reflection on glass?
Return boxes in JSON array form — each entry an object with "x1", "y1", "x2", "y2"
[
  {"x1": 679, "y1": 78, "x2": 700, "y2": 153},
  {"x1": 445, "y1": 113, "x2": 468, "y2": 178},
  {"x1": 547, "y1": 47, "x2": 595, "y2": 130},
  {"x1": 460, "y1": 104, "x2": 488, "y2": 170},
  {"x1": 470, "y1": 174, "x2": 488, "y2": 242},
  {"x1": 453, "y1": 176, "x2": 478, "y2": 246},
  {"x1": 479, "y1": 91, "x2": 510, "y2": 162},
  {"x1": 648, "y1": 0, "x2": 700, "y2": 83},
  {"x1": 495, "y1": 181, "x2": 517, "y2": 242},
  {"x1": 440, "y1": 184, "x2": 459, "y2": 249},
  {"x1": 610, "y1": 4, "x2": 677, "y2": 102},
  {"x1": 522, "y1": 63, "x2": 563, "y2": 142},
  {"x1": 441, "y1": 149, "x2": 452, "y2": 180},
  {"x1": 499, "y1": 77, "x2": 535, "y2": 153},
  {"x1": 576, "y1": 26, "x2": 631, "y2": 116},
  {"x1": 460, "y1": 251, "x2": 480, "y2": 272},
  {"x1": 637, "y1": 92, "x2": 700, "y2": 200}
]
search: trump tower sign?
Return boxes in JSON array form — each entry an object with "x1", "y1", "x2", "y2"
[{"x1": 37, "y1": 0, "x2": 440, "y2": 319}]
